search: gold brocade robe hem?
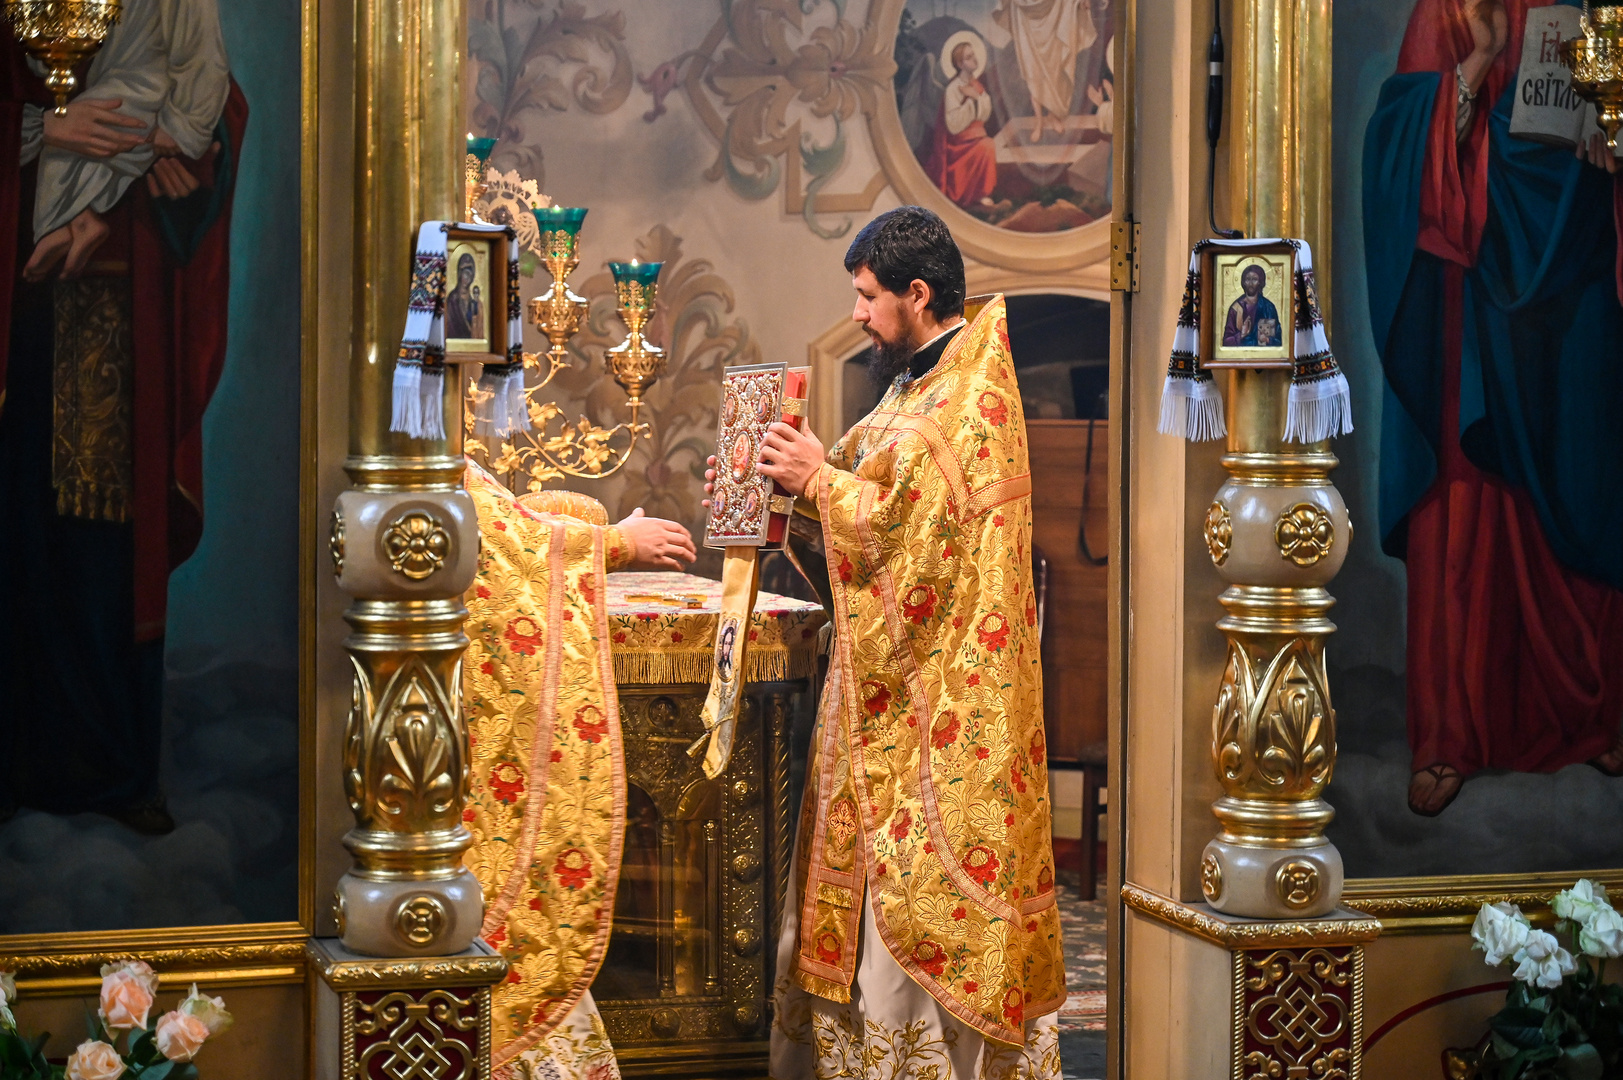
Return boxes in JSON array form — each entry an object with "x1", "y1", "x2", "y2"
[
  {"x1": 461, "y1": 462, "x2": 628, "y2": 1071},
  {"x1": 791, "y1": 296, "x2": 1066, "y2": 1047}
]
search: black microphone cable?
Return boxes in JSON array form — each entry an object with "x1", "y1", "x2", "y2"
[{"x1": 1207, "y1": 0, "x2": 1243, "y2": 239}]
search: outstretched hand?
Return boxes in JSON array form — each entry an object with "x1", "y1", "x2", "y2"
[
  {"x1": 616, "y1": 507, "x2": 697, "y2": 571},
  {"x1": 42, "y1": 98, "x2": 147, "y2": 158}
]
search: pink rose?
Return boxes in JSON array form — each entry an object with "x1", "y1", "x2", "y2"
[
  {"x1": 155, "y1": 1010, "x2": 209, "y2": 1062},
  {"x1": 98, "y1": 961, "x2": 156, "y2": 1031},
  {"x1": 178, "y1": 983, "x2": 233, "y2": 1037},
  {"x1": 66, "y1": 1040, "x2": 125, "y2": 1080}
]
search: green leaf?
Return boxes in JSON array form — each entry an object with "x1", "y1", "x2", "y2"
[
  {"x1": 1560, "y1": 1042, "x2": 1603, "y2": 1080},
  {"x1": 1492, "y1": 1006, "x2": 1555, "y2": 1050},
  {"x1": 140, "y1": 1059, "x2": 175, "y2": 1080}
]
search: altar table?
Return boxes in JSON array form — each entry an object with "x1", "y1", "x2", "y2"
[{"x1": 596, "y1": 572, "x2": 825, "y2": 1077}]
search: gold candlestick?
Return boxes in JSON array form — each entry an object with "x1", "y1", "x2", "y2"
[
  {"x1": 528, "y1": 207, "x2": 590, "y2": 384},
  {"x1": 3, "y1": 0, "x2": 122, "y2": 115},
  {"x1": 464, "y1": 134, "x2": 496, "y2": 222},
  {"x1": 606, "y1": 259, "x2": 664, "y2": 432}
]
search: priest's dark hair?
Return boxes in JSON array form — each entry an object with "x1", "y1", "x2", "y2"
[{"x1": 843, "y1": 205, "x2": 966, "y2": 320}]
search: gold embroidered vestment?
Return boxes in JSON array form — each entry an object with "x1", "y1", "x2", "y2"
[
  {"x1": 460, "y1": 462, "x2": 630, "y2": 1069},
  {"x1": 792, "y1": 295, "x2": 1065, "y2": 1046}
]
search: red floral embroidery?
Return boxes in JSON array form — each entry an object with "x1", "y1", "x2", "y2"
[
  {"x1": 554, "y1": 847, "x2": 591, "y2": 890},
  {"x1": 963, "y1": 980, "x2": 979, "y2": 994},
  {"x1": 749, "y1": 629, "x2": 759, "y2": 642},
  {"x1": 671, "y1": 631, "x2": 683, "y2": 643},
  {"x1": 480, "y1": 660, "x2": 494, "y2": 676},
  {"x1": 485, "y1": 926, "x2": 507, "y2": 946},
  {"x1": 1037, "y1": 865, "x2": 1055, "y2": 895},
  {"x1": 613, "y1": 631, "x2": 627, "y2": 644},
  {"x1": 1031, "y1": 729, "x2": 1047, "y2": 765},
  {"x1": 901, "y1": 584, "x2": 937, "y2": 624},
  {"x1": 906, "y1": 713, "x2": 918, "y2": 727},
  {"x1": 476, "y1": 586, "x2": 492, "y2": 599},
  {"x1": 493, "y1": 520, "x2": 506, "y2": 531},
  {"x1": 975, "y1": 746, "x2": 990, "y2": 760},
  {"x1": 952, "y1": 905, "x2": 967, "y2": 921},
  {"x1": 550, "y1": 749, "x2": 562, "y2": 763},
  {"x1": 931, "y1": 713, "x2": 960, "y2": 749},
  {"x1": 815, "y1": 931, "x2": 842, "y2": 965},
  {"x1": 909, "y1": 488, "x2": 922, "y2": 502},
  {"x1": 529, "y1": 895, "x2": 544, "y2": 911},
  {"x1": 977, "y1": 612, "x2": 1010, "y2": 651},
  {"x1": 1002, "y1": 987, "x2": 1024, "y2": 1028},
  {"x1": 489, "y1": 762, "x2": 525, "y2": 804},
  {"x1": 837, "y1": 552, "x2": 854, "y2": 583},
  {"x1": 993, "y1": 513, "x2": 1004, "y2": 527},
  {"x1": 977, "y1": 391, "x2": 1008, "y2": 426},
  {"x1": 953, "y1": 616, "x2": 964, "y2": 629},
  {"x1": 1005, "y1": 812, "x2": 1016, "y2": 827},
  {"x1": 976, "y1": 446, "x2": 991, "y2": 460},
  {"x1": 462, "y1": 807, "x2": 476, "y2": 823},
  {"x1": 889, "y1": 808, "x2": 913, "y2": 841},
  {"x1": 503, "y1": 616, "x2": 543, "y2": 656},
  {"x1": 578, "y1": 575, "x2": 596, "y2": 605},
  {"x1": 563, "y1": 610, "x2": 573, "y2": 621},
  {"x1": 1025, "y1": 595, "x2": 1037, "y2": 627},
  {"x1": 912, "y1": 940, "x2": 947, "y2": 977},
  {"x1": 1011, "y1": 762, "x2": 1028, "y2": 794},
  {"x1": 924, "y1": 841, "x2": 935, "y2": 854},
  {"x1": 573, "y1": 704, "x2": 608, "y2": 744},
  {"x1": 862, "y1": 681, "x2": 892, "y2": 716},
  {"x1": 962, "y1": 845, "x2": 1001, "y2": 886},
  {"x1": 967, "y1": 673, "x2": 981, "y2": 686},
  {"x1": 827, "y1": 798, "x2": 859, "y2": 849}
]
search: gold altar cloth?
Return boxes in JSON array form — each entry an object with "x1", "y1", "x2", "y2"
[
  {"x1": 792, "y1": 295, "x2": 1065, "y2": 1047},
  {"x1": 604, "y1": 571, "x2": 826, "y2": 685}
]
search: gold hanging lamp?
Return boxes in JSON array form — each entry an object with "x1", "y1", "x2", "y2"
[
  {"x1": 2, "y1": 0, "x2": 122, "y2": 115},
  {"x1": 1565, "y1": 1, "x2": 1623, "y2": 144}
]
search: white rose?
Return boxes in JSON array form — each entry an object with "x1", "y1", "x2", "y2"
[
  {"x1": 154, "y1": 1011, "x2": 210, "y2": 1062},
  {"x1": 1511, "y1": 929, "x2": 1578, "y2": 989},
  {"x1": 177, "y1": 984, "x2": 233, "y2": 1038},
  {"x1": 1552, "y1": 879, "x2": 1610, "y2": 924},
  {"x1": 1471, "y1": 901, "x2": 1532, "y2": 966},
  {"x1": 1578, "y1": 904, "x2": 1623, "y2": 959},
  {"x1": 0, "y1": 971, "x2": 15, "y2": 1003},
  {"x1": 65, "y1": 1040, "x2": 126, "y2": 1080}
]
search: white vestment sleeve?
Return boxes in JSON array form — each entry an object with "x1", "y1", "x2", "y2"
[{"x1": 157, "y1": 0, "x2": 230, "y2": 159}]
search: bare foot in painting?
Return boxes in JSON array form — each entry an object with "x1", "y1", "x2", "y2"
[
  {"x1": 1407, "y1": 764, "x2": 1464, "y2": 816},
  {"x1": 1589, "y1": 737, "x2": 1623, "y2": 777}
]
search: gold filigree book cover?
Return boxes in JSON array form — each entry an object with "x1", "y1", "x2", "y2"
[{"x1": 703, "y1": 362, "x2": 806, "y2": 549}]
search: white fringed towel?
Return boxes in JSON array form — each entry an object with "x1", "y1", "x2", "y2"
[
  {"x1": 1158, "y1": 237, "x2": 1353, "y2": 444},
  {"x1": 391, "y1": 220, "x2": 529, "y2": 440}
]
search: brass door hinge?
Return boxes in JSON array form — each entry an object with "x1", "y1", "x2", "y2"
[{"x1": 1110, "y1": 220, "x2": 1140, "y2": 293}]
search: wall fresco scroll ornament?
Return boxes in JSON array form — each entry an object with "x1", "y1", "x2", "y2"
[{"x1": 693, "y1": 362, "x2": 809, "y2": 777}]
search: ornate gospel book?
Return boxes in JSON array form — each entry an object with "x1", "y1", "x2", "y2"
[
  {"x1": 703, "y1": 362, "x2": 808, "y2": 550},
  {"x1": 694, "y1": 362, "x2": 809, "y2": 779}
]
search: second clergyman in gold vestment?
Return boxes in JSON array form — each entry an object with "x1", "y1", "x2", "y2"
[{"x1": 748, "y1": 207, "x2": 1064, "y2": 1076}]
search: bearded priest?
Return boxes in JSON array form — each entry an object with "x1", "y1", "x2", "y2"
[
  {"x1": 460, "y1": 459, "x2": 695, "y2": 1079},
  {"x1": 716, "y1": 206, "x2": 1064, "y2": 1077}
]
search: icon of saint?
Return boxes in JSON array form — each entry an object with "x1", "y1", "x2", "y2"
[
  {"x1": 446, "y1": 251, "x2": 483, "y2": 341},
  {"x1": 1223, "y1": 264, "x2": 1281, "y2": 347}
]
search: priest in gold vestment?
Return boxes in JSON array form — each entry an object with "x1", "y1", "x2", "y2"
[
  {"x1": 459, "y1": 460, "x2": 695, "y2": 1080},
  {"x1": 750, "y1": 207, "x2": 1065, "y2": 1077}
]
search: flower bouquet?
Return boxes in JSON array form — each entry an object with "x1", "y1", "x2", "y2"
[
  {"x1": 1468, "y1": 880, "x2": 1623, "y2": 1079},
  {"x1": 0, "y1": 961, "x2": 232, "y2": 1080}
]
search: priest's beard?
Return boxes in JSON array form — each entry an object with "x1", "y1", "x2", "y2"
[{"x1": 863, "y1": 326, "x2": 916, "y2": 387}]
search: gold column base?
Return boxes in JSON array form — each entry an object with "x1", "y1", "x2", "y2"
[
  {"x1": 307, "y1": 938, "x2": 508, "y2": 1080},
  {"x1": 1203, "y1": 370, "x2": 1352, "y2": 919},
  {"x1": 1123, "y1": 884, "x2": 1378, "y2": 1080}
]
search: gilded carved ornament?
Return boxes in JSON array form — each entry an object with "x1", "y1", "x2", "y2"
[
  {"x1": 1275, "y1": 502, "x2": 1335, "y2": 567},
  {"x1": 384, "y1": 510, "x2": 452, "y2": 581},
  {"x1": 1119, "y1": 883, "x2": 1382, "y2": 949},
  {"x1": 1205, "y1": 500, "x2": 1233, "y2": 566},
  {"x1": 1275, "y1": 860, "x2": 1323, "y2": 911},
  {"x1": 344, "y1": 654, "x2": 467, "y2": 843},
  {"x1": 1238, "y1": 947, "x2": 1361, "y2": 1080},
  {"x1": 1213, "y1": 637, "x2": 1334, "y2": 802},
  {"x1": 330, "y1": 508, "x2": 345, "y2": 578},
  {"x1": 1202, "y1": 852, "x2": 1225, "y2": 902}
]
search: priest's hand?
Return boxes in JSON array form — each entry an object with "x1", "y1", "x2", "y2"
[
  {"x1": 617, "y1": 508, "x2": 697, "y2": 571},
  {"x1": 758, "y1": 421, "x2": 824, "y2": 495},
  {"x1": 42, "y1": 98, "x2": 148, "y2": 159}
]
